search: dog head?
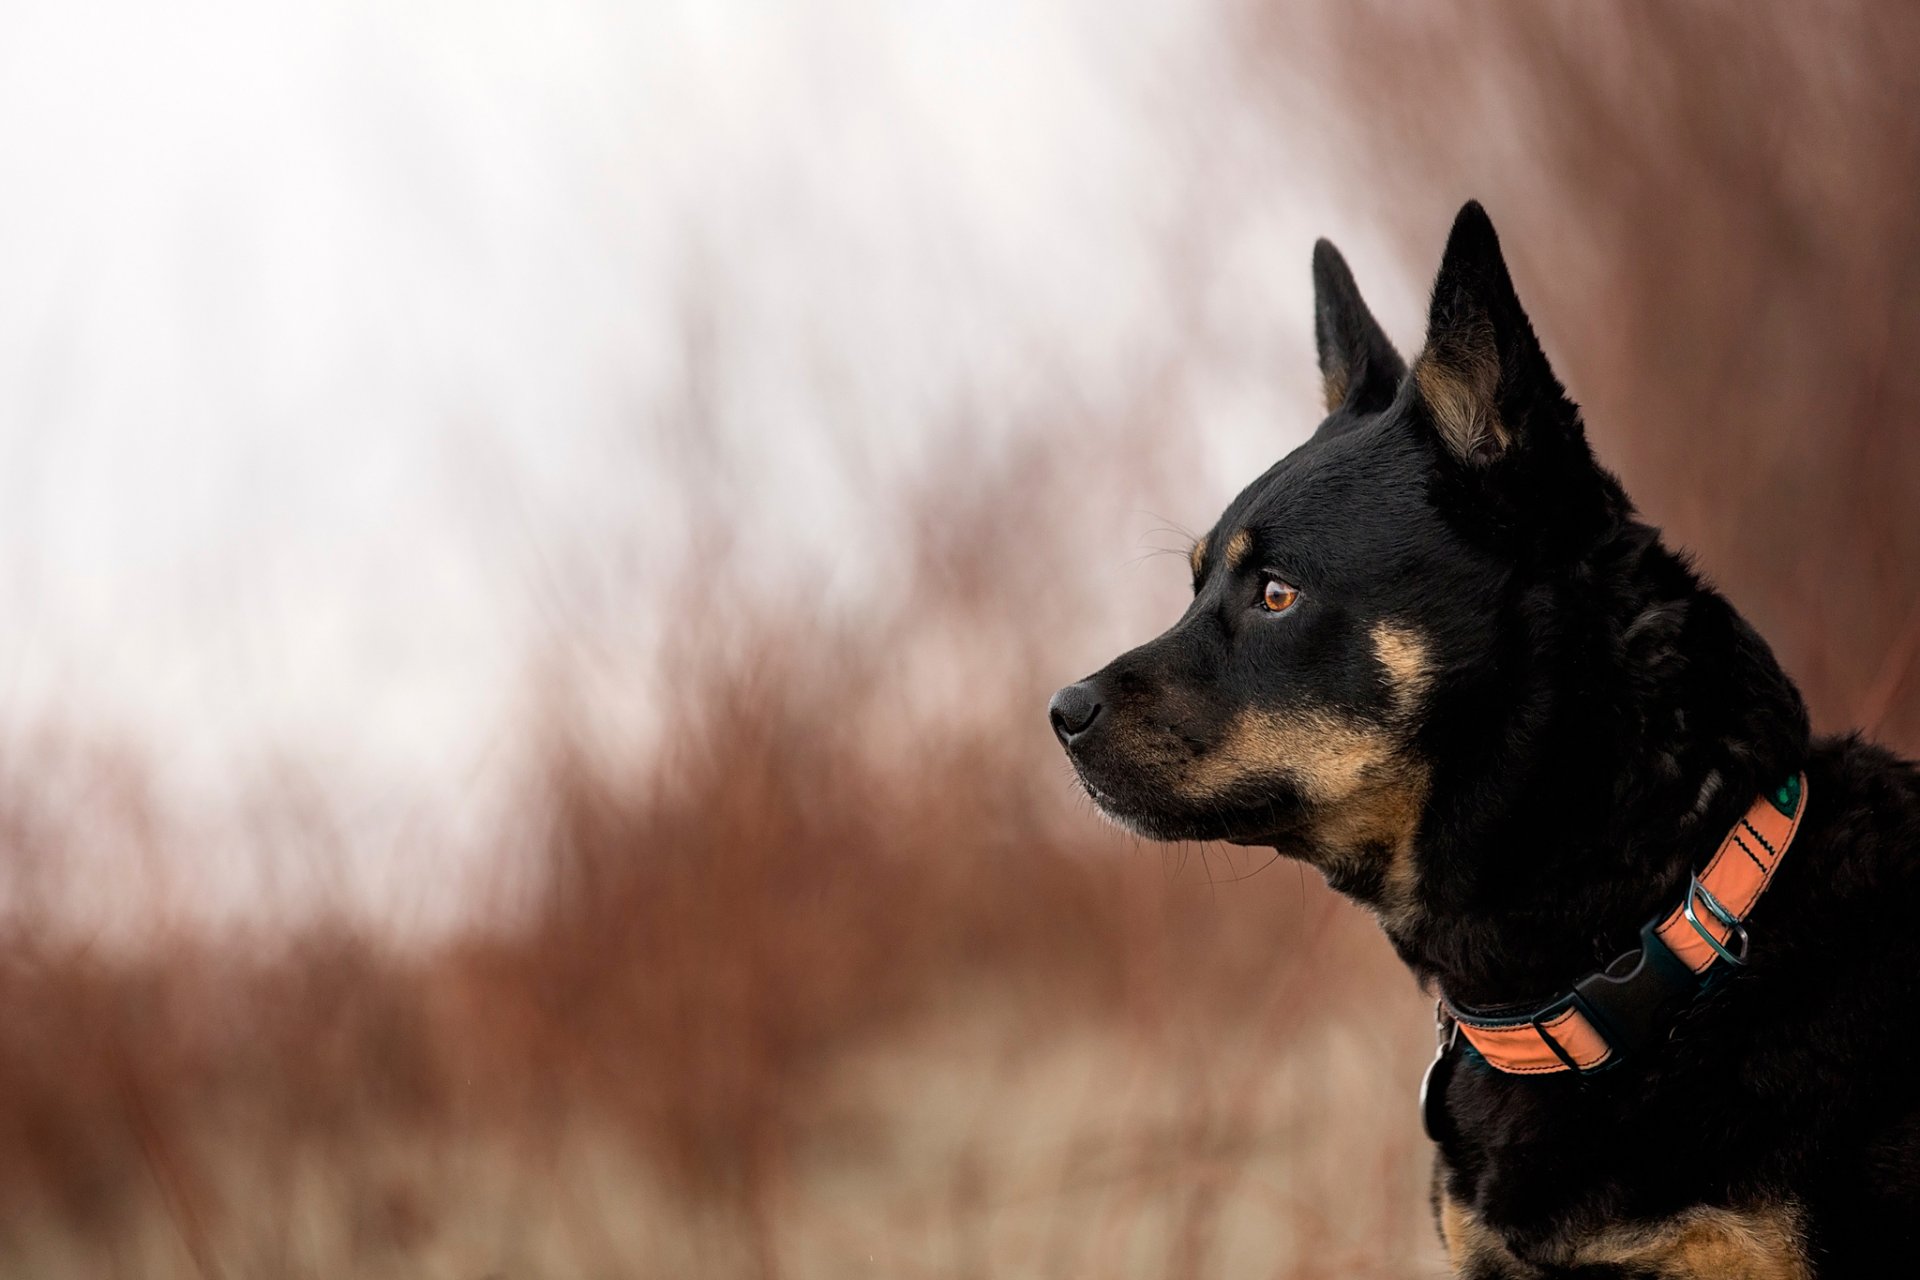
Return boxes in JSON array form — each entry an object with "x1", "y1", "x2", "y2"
[{"x1": 1050, "y1": 202, "x2": 1634, "y2": 908}]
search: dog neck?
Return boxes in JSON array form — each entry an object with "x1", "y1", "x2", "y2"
[{"x1": 1385, "y1": 523, "x2": 1812, "y2": 1009}]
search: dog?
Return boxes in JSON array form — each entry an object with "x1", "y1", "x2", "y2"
[{"x1": 1048, "y1": 201, "x2": 1920, "y2": 1278}]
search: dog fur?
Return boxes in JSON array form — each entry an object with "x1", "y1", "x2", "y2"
[{"x1": 1049, "y1": 201, "x2": 1920, "y2": 1277}]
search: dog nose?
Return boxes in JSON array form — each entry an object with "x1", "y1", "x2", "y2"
[{"x1": 1048, "y1": 682, "x2": 1104, "y2": 747}]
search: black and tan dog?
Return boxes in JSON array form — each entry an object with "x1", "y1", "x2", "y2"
[{"x1": 1049, "y1": 202, "x2": 1920, "y2": 1278}]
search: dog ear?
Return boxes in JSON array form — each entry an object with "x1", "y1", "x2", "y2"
[
  {"x1": 1312, "y1": 239, "x2": 1404, "y2": 415},
  {"x1": 1412, "y1": 201, "x2": 1574, "y2": 466}
]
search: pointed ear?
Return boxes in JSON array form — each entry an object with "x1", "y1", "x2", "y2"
[
  {"x1": 1412, "y1": 201, "x2": 1572, "y2": 466},
  {"x1": 1312, "y1": 239, "x2": 1404, "y2": 415}
]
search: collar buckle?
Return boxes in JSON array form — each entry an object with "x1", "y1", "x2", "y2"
[
  {"x1": 1681, "y1": 872, "x2": 1751, "y2": 967},
  {"x1": 1435, "y1": 774, "x2": 1807, "y2": 1079},
  {"x1": 1564, "y1": 920, "x2": 1703, "y2": 1068}
]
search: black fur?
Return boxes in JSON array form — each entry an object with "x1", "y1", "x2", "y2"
[{"x1": 1050, "y1": 201, "x2": 1920, "y2": 1276}]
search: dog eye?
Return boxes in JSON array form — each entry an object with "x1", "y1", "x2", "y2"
[{"x1": 1260, "y1": 579, "x2": 1300, "y2": 613}]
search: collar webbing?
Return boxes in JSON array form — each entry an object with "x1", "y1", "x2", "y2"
[{"x1": 1441, "y1": 774, "x2": 1808, "y2": 1077}]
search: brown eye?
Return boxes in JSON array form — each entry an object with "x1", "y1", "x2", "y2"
[{"x1": 1261, "y1": 579, "x2": 1300, "y2": 613}]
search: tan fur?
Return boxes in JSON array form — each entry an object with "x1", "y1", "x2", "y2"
[
  {"x1": 1188, "y1": 539, "x2": 1206, "y2": 580},
  {"x1": 1441, "y1": 1193, "x2": 1522, "y2": 1275},
  {"x1": 1415, "y1": 321, "x2": 1509, "y2": 463},
  {"x1": 1371, "y1": 622, "x2": 1432, "y2": 713},
  {"x1": 1323, "y1": 758, "x2": 1432, "y2": 929},
  {"x1": 1223, "y1": 528, "x2": 1254, "y2": 570},
  {"x1": 1438, "y1": 1186, "x2": 1809, "y2": 1280},
  {"x1": 1177, "y1": 707, "x2": 1392, "y2": 804},
  {"x1": 1178, "y1": 623, "x2": 1430, "y2": 803},
  {"x1": 1170, "y1": 623, "x2": 1434, "y2": 920},
  {"x1": 1355, "y1": 624, "x2": 1434, "y2": 925},
  {"x1": 1322, "y1": 365, "x2": 1349, "y2": 413},
  {"x1": 1569, "y1": 1204, "x2": 1810, "y2": 1279}
]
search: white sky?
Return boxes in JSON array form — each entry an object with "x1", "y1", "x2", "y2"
[{"x1": 0, "y1": 0, "x2": 1411, "y2": 924}]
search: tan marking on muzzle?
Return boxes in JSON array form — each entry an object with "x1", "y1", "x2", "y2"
[
  {"x1": 1179, "y1": 623, "x2": 1430, "y2": 803},
  {"x1": 1175, "y1": 707, "x2": 1429, "y2": 870},
  {"x1": 1188, "y1": 539, "x2": 1207, "y2": 580},
  {"x1": 1177, "y1": 708, "x2": 1393, "y2": 805},
  {"x1": 1170, "y1": 624, "x2": 1437, "y2": 922}
]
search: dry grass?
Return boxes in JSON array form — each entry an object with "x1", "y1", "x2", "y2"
[
  {"x1": 0, "y1": 401, "x2": 1435, "y2": 1277},
  {"x1": 0, "y1": 523, "x2": 1433, "y2": 1277},
  {"x1": 8, "y1": 5, "x2": 1920, "y2": 1278}
]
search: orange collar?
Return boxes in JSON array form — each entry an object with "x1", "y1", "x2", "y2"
[{"x1": 1437, "y1": 774, "x2": 1808, "y2": 1079}]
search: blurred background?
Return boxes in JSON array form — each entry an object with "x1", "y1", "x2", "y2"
[{"x1": 3, "y1": 2, "x2": 1919, "y2": 1276}]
